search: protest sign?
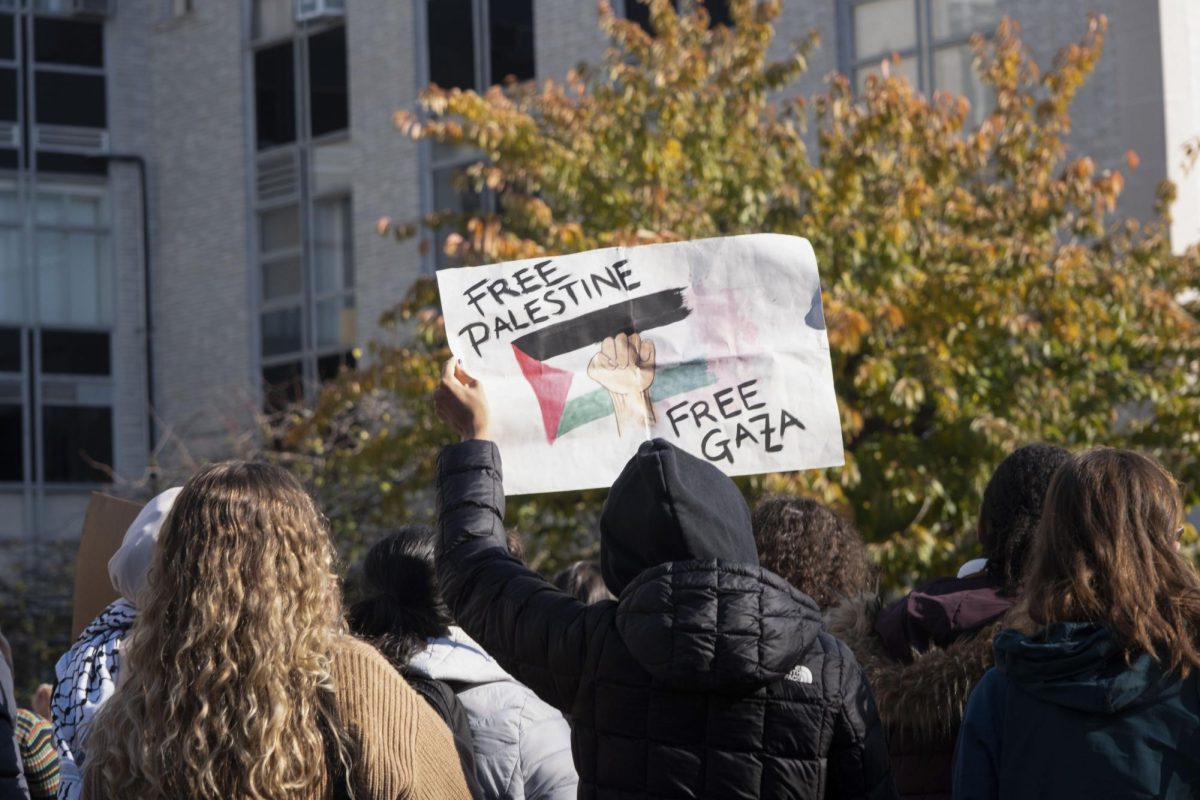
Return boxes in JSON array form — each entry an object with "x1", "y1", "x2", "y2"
[
  {"x1": 436, "y1": 234, "x2": 844, "y2": 495},
  {"x1": 71, "y1": 492, "x2": 142, "y2": 640}
]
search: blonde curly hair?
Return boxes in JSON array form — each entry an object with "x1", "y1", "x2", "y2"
[{"x1": 83, "y1": 461, "x2": 353, "y2": 799}]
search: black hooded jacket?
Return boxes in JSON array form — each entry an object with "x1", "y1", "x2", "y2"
[{"x1": 436, "y1": 438, "x2": 896, "y2": 799}]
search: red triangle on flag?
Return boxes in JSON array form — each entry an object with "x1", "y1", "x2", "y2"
[{"x1": 512, "y1": 345, "x2": 574, "y2": 445}]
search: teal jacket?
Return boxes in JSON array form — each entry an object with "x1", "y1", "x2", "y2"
[{"x1": 954, "y1": 622, "x2": 1200, "y2": 799}]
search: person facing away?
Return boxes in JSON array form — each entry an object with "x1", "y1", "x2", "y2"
[
  {"x1": 0, "y1": 630, "x2": 28, "y2": 800},
  {"x1": 348, "y1": 529, "x2": 486, "y2": 800},
  {"x1": 0, "y1": 635, "x2": 57, "y2": 800},
  {"x1": 551, "y1": 561, "x2": 615, "y2": 605},
  {"x1": 52, "y1": 486, "x2": 181, "y2": 800},
  {"x1": 433, "y1": 358, "x2": 896, "y2": 800},
  {"x1": 752, "y1": 497, "x2": 875, "y2": 611},
  {"x1": 349, "y1": 528, "x2": 577, "y2": 800},
  {"x1": 81, "y1": 461, "x2": 471, "y2": 800},
  {"x1": 824, "y1": 443, "x2": 1070, "y2": 800},
  {"x1": 954, "y1": 448, "x2": 1200, "y2": 799}
]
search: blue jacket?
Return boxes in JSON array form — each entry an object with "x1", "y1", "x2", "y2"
[{"x1": 954, "y1": 622, "x2": 1200, "y2": 799}]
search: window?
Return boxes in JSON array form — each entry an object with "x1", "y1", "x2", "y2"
[
  {"x1": 0, "y1": 403, "x2": 20, "y2": 481},
  {"x1": 34, "y1": 188, "x2": 111, "y2": 326},
  {"x1": 251, "y1": 8, "x2": 354, "y2": 406},
  {"x1": 0, "y1": 189, "x2": 21, "y2": 323},
  {"x1": 430, "y1": 148, "x2": 484, "y2": 270},
  {"x1": 0, "y1": 14, "x2": 13, "y2": 62},
  {"x1": 621, "y1": 0, "x2": 681, "y2": 36},
  {"x1": 0, "y1": 327, "x2": 18, "y2": 372},
  {"x1": 42, "y1": 405, "x2": 111, "y2": 483},
  {"x1": 0, "y1": 182, "x2": 115, "y2": 491},
  {"x1": 427, "y1": 0, "x2": 475, "y2": 90},
  {"x1": 705, "y1": 0, "x2": 732, "y2": 27},
  {"x1": 489, "y1": 0, "x2": 535, "y2": 84},
  {"x1": 33, "y1": 18, "x2": 104, "y2": 67},
  {"x1": 254, "y1": 42, "x2": 296, "y2": 150},
  {"x1": 40, "y1": 330, "x2": 110, "y2": 375},
  {"x1": 308, "y1": 27, "x2": 348, "y2": 137},
  {"x1": 1, "y1": 11, "x2": 108, "y2": 173},
  {"x1": 0, "y1": 12, "x2": 18, "y2": 173},
  {"x1": 0, "y1": 11, "x2": 116, "y2": 543},
  {"x1": 845, "y1": 0, "x2": 997, "y2": 126},
  {"x1": 420, "y1": 0, "x2": 534, "y2": 269}
]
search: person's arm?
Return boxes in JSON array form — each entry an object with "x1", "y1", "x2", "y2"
[
  {"x1": 433, "y1": 359, "x2": 604, "y2": 711},
  {"x1": 952, "y1": 670, "x2": 1002, "y2": 800},
  {"x1": 825, "y1": 642, "x2": 897, "y2": 800},
  {"x1": 0, "y1": 659, "x2": 30, "y2": 800},
  {"x1": 515, "y1": 695, "x2": 578, "y2": 800},
  {"x1": 16, "y1": 711, "x2": 58, "y2": 799}
]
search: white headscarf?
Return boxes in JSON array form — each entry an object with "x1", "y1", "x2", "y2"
[
  {"x1": 106, "y1": 486, "x2": 182, "y2": 604},
  {"x1": 55, "y1": 487, "x2": 182, "y2": 799}
]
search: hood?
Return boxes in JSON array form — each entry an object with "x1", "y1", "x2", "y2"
[
  {"x1": 873, "y1": 572, "x2": 1013, "y2": 663},
  {"x1": 827, "y1": 593, "x2": 1001, "y2": 746},
  {"x1": 994, "y1": 623, "x2": 1170, "y2": 714},
  {"x1": 405, "y1": 625, "x2": 514, "y2": 687},
  {"x1": 600, "y1": 438, "x2": 757, "y2": 596},
  {"x1": 107, "y1": 487, "x2": 183, "y2": 604},
  {"x1": 615, "y1": 560, "x2": 822, "y2": 691}
]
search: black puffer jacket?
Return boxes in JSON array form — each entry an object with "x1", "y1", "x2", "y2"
[{"x1": 436, "y1": 439, "x2": 895, "y2": 800}]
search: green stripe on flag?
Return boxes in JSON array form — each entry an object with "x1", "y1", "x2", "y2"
[{"x1": 555, "y1": 359, "x2": 716, "y2": 439}]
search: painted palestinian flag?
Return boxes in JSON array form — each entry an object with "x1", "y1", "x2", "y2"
[{"x1": 510, "y1": 287, "x2": 717, "y2": 443}]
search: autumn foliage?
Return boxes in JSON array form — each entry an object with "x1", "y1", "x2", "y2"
[{"x1": 267, "y1": 0, "x2": 1200, "y2": 587}]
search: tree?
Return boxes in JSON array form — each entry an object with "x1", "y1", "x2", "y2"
[{"x1": 267, "y1": 0, "x2": 1200, "y2": 589}]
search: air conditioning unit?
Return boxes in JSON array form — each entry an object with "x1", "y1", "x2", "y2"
[
  {"x1": 34, "y1": 0, "x2": 114, "y2": 18},
  {"x1": 295, "y1": 0, "x2": 345, "y2": 23},
  {"x1": 0, "y1": 122, "x2": 19, "y2": 149},
  {"x1": 34, "y1": 125, "x2": 109, "y2": 153}
]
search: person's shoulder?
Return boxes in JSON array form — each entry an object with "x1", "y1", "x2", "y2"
[
  {"x1": 332, "y1": 634, "x2": 402, "y2": 673},
  {"x1": 329, "y1": 635, "x2": 411, "y2": 694},
  {"x1": 964, "y1": 664, "x2": 1008, "y2": 712}
]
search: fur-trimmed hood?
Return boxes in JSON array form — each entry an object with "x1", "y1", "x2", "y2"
[{"x1": 826, "y1": 593, "x2": 1003, "y2": 749}]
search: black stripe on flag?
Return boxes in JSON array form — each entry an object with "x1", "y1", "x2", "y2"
[{"x1": 511, "y1": 288, "x2": 691, "y2": 361}]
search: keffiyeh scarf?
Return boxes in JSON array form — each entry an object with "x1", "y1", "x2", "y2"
[{"x1": 51, "y1": 599, "x2": 136, "y2": 800}]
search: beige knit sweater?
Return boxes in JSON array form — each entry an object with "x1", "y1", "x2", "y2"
[
  {"x1": 328, "y1": 635, "x2": 472, "y2": 799},
  {"x1": 82, "y1": 635, "x2": 471, "y2": 799}
]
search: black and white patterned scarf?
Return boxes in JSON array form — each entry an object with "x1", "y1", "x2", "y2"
[{"x1": 51, "y1": 599, "x2": 137, "y2": 800}]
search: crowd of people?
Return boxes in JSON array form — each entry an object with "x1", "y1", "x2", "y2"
[{"x1": 0, "y1": 357, "x2": 1197, "y2": 798}]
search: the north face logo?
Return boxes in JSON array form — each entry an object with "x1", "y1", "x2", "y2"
[{"x1": 785, "y1": 664, "x2": 813, "y2": 684}]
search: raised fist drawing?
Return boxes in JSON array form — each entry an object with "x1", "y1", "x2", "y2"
[{"x1": 588, "y1": 332, "x2": 656, "y2": 436}]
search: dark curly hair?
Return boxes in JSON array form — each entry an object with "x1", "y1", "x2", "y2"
[
  {"x1": 346, "y1": 525, "x2": 452, "y2": 672},
  {"x1": 979, "y1": 443, "x2": 1072, "y2": 590},
  {"x1": 552, "y1": 560, "x2": 615, "y2": 604},
  {"x1": 752, "y1": 496, "x2": 874, "y2": 610}
]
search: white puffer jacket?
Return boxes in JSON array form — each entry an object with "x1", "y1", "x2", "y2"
[{"x1": 406, "y1": 626, "x2": 578, "y2": 800}]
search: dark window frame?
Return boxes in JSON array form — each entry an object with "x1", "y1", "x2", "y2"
[{"x1": 252, "y1": 19, "x2": 356, "y2": 407}]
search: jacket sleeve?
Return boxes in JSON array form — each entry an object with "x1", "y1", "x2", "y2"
[
  {"x1": 825, "y1": 643, "x2": 897, "y2": 800},
  {"x1": 951, "y1": 669, "x2": 1002, "y2": 800},
  {"x1": 516, "y1": 694, "x2": 578, "y2": 800},
  {"x1": 435, "y1": 440, "x2": 600, "y2": 712},
  {"x1": 0, "y1": 659, "x2": 29, "y2": 800}
]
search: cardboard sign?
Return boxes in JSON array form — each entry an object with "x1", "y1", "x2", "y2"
[
  {"x1": 436, "y1": 234, "x2": 845, "y2": 495},
  {"x1": 71, "y1": 492, "x2": 142, "y2": 640}
]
